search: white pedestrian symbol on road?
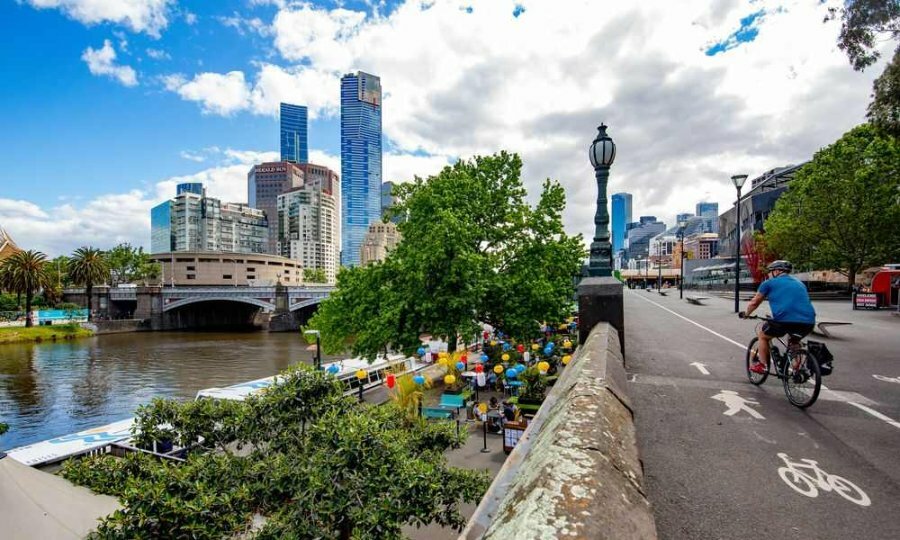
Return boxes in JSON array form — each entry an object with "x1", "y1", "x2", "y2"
[
  {"x1": 711, "y1": 390, "x2": 765, "y2": 419},
  {"x1": 873, "y1": 374, "x2": 900, "y2": 384},
  {"x1": 776, "y1": 452, "x2": 871, "y2": 506}
]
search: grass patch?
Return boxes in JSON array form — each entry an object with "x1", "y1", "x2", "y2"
[{"x1": 0, "y1": 324, "x2": 94, "y2": 345}]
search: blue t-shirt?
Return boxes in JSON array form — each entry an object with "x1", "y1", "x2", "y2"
[{"x1": 758, "y1": 275, "x2": 816, "y2": 324}]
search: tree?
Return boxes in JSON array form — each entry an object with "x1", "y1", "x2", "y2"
[
  {"x1": 827, "y1": 0, "x2": 900, "y2": 134},
  {"x1": 0, "y1": 250, "x2": 51, "y2": 327},
  {"x1": 68, "y1": 247, "x2": 109, "y2": 321},
  {"x1": 61, "y1": 365, "x2": 488, "y2": 539},
  {"x1": 765, "y1": 124, "x2": 900, "y2": 290},
  {"x1": 303, "y1": 268, "x2": 328, "y2": 283},
  {"x1": 106, "y1": 243, "x2": 156, "y2": 285},
  {"x1": 307, "y1": 152, "x2": 585, "y2": 358}
]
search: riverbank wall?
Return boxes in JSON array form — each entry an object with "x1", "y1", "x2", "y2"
[{"x1": 460, "y1": 322, "x2": 657, "y2": 539}]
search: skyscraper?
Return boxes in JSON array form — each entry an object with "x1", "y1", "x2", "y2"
[
  {"x1": 696, "y1": 201, "x2": 719, "y2": 233},
  {"x1": 280, "y1": 103, "x2": 309, "y2": 163},
  {"x1": 277, "y1": 165, "x2": 340, "y2": 283},
  {"x1": 248, "y1": 161, "x2": 305, "y2": 253},
  {"x1": 340, "y1": 71, "x2": 382, "y2": 267},
  {"x1": 611, "y1": 193, "x2": 633, "y2": 254}
]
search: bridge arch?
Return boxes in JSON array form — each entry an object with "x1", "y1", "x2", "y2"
[
  {"x1": 163, "y1": 296, "x2": 276, "y2": 313},
  {"x1": 288, "y1": 297, "x2": 326, "y2": 311}
]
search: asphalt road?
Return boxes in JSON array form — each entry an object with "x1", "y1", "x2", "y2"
[{"x1": 625, "y1": 289, "x2": 900, "y2": 540}]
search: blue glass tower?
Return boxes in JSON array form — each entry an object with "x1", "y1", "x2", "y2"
[
  {"x1": 280, "y1": 103, "x2": 308, "y2": 163},
  {"x1": 340, "y1": 71, "x2": 382, "y2": 266},
  {"x1": 611, "y1": 192, "x2": 632, "y2": 253}
]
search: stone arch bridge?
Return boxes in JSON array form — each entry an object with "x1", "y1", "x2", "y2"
[{"x1": 63, "y1": 285, "x2": 334, "y2": 331}]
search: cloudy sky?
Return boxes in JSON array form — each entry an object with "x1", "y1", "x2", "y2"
[{"x1": 0, "y1": 0, "x2": 890, "y2": 256}]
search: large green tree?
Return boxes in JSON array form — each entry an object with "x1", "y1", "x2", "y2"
[
  {"x1": 308, "y1": 152, "x2": 585, "y2": 358},
  {"x1": 62, "y1": 365, "x2": 488, "y2": 539},
  {"x1": 68, "y1": 247, "x2": 109, "y2": 321},
  {"x1": 765, "y1": 124, "x2": 900, "y2": 289},
  {"x1": 105, "y1": 243, "x2": 158, "y2": 285},
  {"x1": 828, "y1": 0, "x2": 900, "y2": 134},
  {"x1": 0, "y1": 250, "x2": 51, "y2": 327}
]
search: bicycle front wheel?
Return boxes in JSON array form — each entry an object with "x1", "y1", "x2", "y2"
[
  {"x1": 783, "y1": 347, "x2": 821, "y2": 408},
  {"x1": 746, "y1": 337, "x2": 768, "y2": 385}
]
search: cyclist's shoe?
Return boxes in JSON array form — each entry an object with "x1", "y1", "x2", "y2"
[{"x1": 749, "y1": 361, "x2": 767, "y2": 374}]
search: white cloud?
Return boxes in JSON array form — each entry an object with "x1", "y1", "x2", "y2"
[
  {"x1": 179, "y1": 150, "x2": 206, "y2": 162},
  {"x1": 218, "y1": 13, "x2": 271, "y2": 36},
  {"x1": 146, "y1": 47, "x2": 170, "y2": 60},
  {"x1": 184, "y1": 10, "x2": 197, "y2": 25},
  {"x1": 383, "y1": 153, "x2": 454, "y2": 184},
  {"x1": 0, "y1": 149, "x2": 277, "y2": 256},
  {"x1": 24, "y1": 0, "x2": 175, "y2": 37},
  {"x1": 81, "y1": 40, "x2": 138, "y2": 86},
  {"x1": 164, "y1": 71, "x2": 252, "y2": 115}
]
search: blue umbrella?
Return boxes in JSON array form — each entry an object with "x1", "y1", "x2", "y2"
[
  {"x1": 417, "y1": 347, "x2": 426, "y2": 356},
  {"x1": 413, "y1": 375, "x2": 426, "y2": 385},
  {"x1": 456, "y1": 361, "x2": 465, "y2": 371},
  {"x1": 506, "y1": 368, "x2": 518, "y2": 379},
  {"x1": 326, "y1": 364, "x2": 340, "y2": 375},
  {"x1": 480, "y1": 353, "x2": 488, "y2": 362}
]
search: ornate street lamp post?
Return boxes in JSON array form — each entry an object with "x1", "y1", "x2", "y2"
[
  {"x1": 731, "y1": 174, "x2": 748, "y2": 313},
  {"x1": 587, "y1": 124, "x2": 616, "y2": 277},
  {"x1": 678, "y1": 221, "x2": 686, "y2": 299}
]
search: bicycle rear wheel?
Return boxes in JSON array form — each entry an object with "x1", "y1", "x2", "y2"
[
  {"x1": 746, "y1": 337, "x2": 768, "y2": 385},
  {"x1": 783, "y1": 347, "x2": 821, "y2": 408}
]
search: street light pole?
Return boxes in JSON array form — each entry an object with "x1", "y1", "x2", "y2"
[
  {"x1": 678, "y1": 222, "x2": 686, "y2": 299},
  {"x1": 587, "y1": 124, "x2": 616, "y2": 277},
  {"x1": 303, "y1": 329, "x2": 321, "y2": 370},
  {"x1": 731, "y1": 174, "x2": 748, "y2": 313}
]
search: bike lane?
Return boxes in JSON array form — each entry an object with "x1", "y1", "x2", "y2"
[{"x1": 624, "y1": 290, "x2": 900, "y2": 540}]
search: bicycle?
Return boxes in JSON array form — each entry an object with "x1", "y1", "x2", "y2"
[{"x1": 741, "y1": 315, "x2": 821, "y2": 408}]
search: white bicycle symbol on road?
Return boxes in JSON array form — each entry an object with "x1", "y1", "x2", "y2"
[
  {"x1": 873, "y1": 374, "x2": 900, "y2": 384},
  {"x1": 776, "y1": 453, "x2": 871, "y2": 507}
]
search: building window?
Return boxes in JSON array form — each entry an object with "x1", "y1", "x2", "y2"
[
  {"x1": 223, "y1": 274, "x2": 232, "y2": 279},
  {"x1": 246, "y1": 267, "x2": 256, "y2": 272},
  {"x1": 247, "y1": 275, "x2": 256, "y2": 279},
  {"x1": 186, "y1": 266, "x2": 196, "y2": 271},
  {"x1": 187, "y1": 275, "x2": 196, "y2": 280}
]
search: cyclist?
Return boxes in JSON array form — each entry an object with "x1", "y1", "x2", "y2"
[{"x1": 739, "y1": 260, "x2": 816, "y2": 374}]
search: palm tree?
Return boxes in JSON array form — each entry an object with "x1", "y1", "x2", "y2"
[
  {"x1": 68, "y1": 247, "x2": 109, "y2": 322},
  {"x1": 0, "y1": 250, "x2": 51, "y2": 327}
]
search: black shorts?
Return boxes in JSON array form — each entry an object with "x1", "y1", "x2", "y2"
[{"x1": 762, "y1": 321, "x2": 814, "y2": 338}]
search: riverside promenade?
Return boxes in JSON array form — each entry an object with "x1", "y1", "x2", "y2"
[{"x1": 625, "y1": 290, "x2": 900, "y2": 539}]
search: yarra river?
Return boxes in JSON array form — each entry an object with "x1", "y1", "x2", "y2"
[{"x1": 0, "y1": 332, "x2": 340, "y2": 451}]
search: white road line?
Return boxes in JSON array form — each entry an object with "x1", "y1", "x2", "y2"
[
  {"x1": 630, "y1": 291, "x2": 745, "y2": 350},
  {"x1": 628, "y1": 290, "x2": 900, "y2": 430}
]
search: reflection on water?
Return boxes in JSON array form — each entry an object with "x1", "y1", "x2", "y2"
[{"x1": 0, "y1": 332, "x2": 330, "y2": 451}]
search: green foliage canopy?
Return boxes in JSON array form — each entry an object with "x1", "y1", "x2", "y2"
[
  {"x1": 308, "y1": 152, "x2": 585, "y2": 358},
  {"x1": 765, "y1": 124, "x2": 900, "y2": 287},
  {"x1": 828, "y1": 0, "x2": 900, "y2": 134},
  {"x1": 0, "y1": 250, "x2": 51, "y2": 327},
  {"x1": 62, "y1": 365, "x2": 488, "y2": 539}
]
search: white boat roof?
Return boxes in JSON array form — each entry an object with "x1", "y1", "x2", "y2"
[
  {"x1": 6, "y1": 418, "x2": 134, "y2": 467},
  {"x1": 195, "y1": 354, "x2": 415, "y2": 401}
]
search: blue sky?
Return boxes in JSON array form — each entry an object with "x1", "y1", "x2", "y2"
[{"x1": 0, "y1": 1, "x2": 883, "y2": 256}]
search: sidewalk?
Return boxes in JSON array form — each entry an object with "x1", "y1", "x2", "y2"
[{"x1": 404, "y1": 389, "x2": 509, "y2": 540}]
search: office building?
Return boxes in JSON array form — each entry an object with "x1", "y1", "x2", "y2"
[
  {"x1": 150, "y1": 185, "x2": 268, "y2": 255},
  {"x1": 341, "y1": 71, "x2": 383, "y2": 267},
  {"x1": 718, "y1": 164, "x2": 804, "y2": 258},
  {"x1": 360, "y1": 221, "x2": 401, "y2": 266},
  {"x1": 277, "y1": 164, "x2": 340, "y2": 283},
  {"x1": 695, "y1": 201, "x2": 719, "y2": 234},
  {"x1": 611, "y1": 193, "x2": 632, "y2": 254},
  {"x1": 248, "y1": 161, "x2": 305, "y2": 254},
  {"x1": 624, "y1": 216, "x2": 665, "y2": 264},
  {"x1": 280, "y1": 103, "x2": 308, "y2": 163},
  {"x1": 177, "y1": 182, "x2": 203, "y2": 196},
  {"x1": 676, "y1": 212, "x2": 693, "y2": 225}
]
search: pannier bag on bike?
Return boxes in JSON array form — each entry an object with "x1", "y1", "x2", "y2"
[{"x1": 807, "y1": 340, "x2": 834, "y2": 376}]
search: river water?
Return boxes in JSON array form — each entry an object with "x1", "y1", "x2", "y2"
[{"x1": 0, "y1": 332, "x2": 337, "y2": 451}]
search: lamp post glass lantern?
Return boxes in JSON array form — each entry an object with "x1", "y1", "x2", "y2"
[
  {"x1": 731, "y1": 174, "x2": 748, "y2": 313},
  {"x1": 588, "y1": 124, "x2": 616, "y2": 277}
]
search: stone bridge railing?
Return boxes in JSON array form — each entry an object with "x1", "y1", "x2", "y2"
[{"x1": 460, "y1": 322, "x2": 657, "y2": 539}]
